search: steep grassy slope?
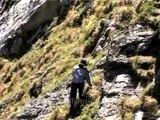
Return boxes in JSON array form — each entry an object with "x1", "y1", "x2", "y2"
[
  {"x1": 0, "y1": 0, "x2": 158, "y2": 119},
  {"x1": 0, "y1": 0, "x2": 104, "y2": 119}
]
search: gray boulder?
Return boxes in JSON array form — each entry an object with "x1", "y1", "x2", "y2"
[
  {"x1": 0, "y1": 0, "x2": 64, "y2": 57},
  {"x1": 105, "y1": 24, "x2": 155, "y2": 82},
  {"x1": 95, "y1": 24, "x2": 158, "y2": 119}
]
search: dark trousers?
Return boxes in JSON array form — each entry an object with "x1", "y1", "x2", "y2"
[{"x1": 70, "y1": 83, "x2": 84, "y2": 110}]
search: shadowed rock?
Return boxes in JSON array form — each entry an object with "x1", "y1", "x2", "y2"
[{"x1": 95, "y1": 24, "x2": 159, "y2": 119}]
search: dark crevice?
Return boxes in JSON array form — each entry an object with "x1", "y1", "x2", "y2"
[
  {"x1": 106, "y1": 93, "x2": 119, "y2": 98},
  {"x1": 140, "y1": 62, "x2": 151, "y2": 70},
  {"x1": 104, "y1": 60, "x2": 152, "y2": 87},
  {"x1": 15, "y1": 115, "x2": 38, "y2": 120},
  {"x1": 120, "y1": 42, "x2": 141, "y2": 57},
  {"x1": 72, "y1": 1, "x2": 94, "y2": 27},
  {"x1": 151, "y1": 31, "x2": 160, "y2": 102},
  {"x1": 146, "y1": 31, "x2": 160, "y2": 74},
  {"x1": 143, "y1": 32, "x2": 160, "y2": 56},
  {"x1": 83, "y1": 21, "x2": 108, "y2": 57}
]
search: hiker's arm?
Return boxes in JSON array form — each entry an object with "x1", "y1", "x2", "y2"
[
  {"x1": 67, "y1": 77, "x2": 73, "y2": 89},
  {"x1": 85, "y1": 71, "x2": 92, "y2": 86}
]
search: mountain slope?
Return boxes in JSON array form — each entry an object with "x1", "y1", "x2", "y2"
[{"x1": 0, "y1": 0, "x2": 160, "y2": 120}]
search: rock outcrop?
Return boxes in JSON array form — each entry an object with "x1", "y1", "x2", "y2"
[
  {"x1": 95, "y1": 74, "x2": 143, "y2": 120},
  {"x1": 95, "y1": 24, "x2": 159, "y2": 119},
  {"x1": 13, "y1": 81, "x2": 70, "y2": 120},
  {"x1": 0, "y1": 0, "x2": 65, "y2": 57},
  {"x1": 105, "y1": 24, "x2": 156, "y2": 82}
]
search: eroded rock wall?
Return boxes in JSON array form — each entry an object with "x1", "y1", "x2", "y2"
[
  {"x1": 0, "y1": 0, "x2": 62, "y2": 57},
  {"x1": 95, "y1": 24, "x2": 160, "y2": 119}
]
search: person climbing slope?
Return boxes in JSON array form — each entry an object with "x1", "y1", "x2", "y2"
[{"x1": 69, "y1": 58, "x2": 92, "y2": 114}]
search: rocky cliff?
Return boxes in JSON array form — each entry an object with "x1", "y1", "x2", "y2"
[
  {"x1": 0, "y1": 0, "x2": 61, "y2": 57},
  {"x1": 0, "y1": 0, "x2": 160, "y2": 120}
]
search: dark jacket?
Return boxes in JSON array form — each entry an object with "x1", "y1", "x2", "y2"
[{"x1": 72, "y1": 65, "x2": 92, "y2": 86}]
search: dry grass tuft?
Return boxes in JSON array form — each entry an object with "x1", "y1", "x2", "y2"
[
  {"x1": 143, "y1": 96, "x2": 157, "y2": 110},
  {"x1": 123, "y1": 96, "x2": 142, "y2": 112},
  {"x1": 45, "y1": 105, "x2": 68, "y2": 120}
]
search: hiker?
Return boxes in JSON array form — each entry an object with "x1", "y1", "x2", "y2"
[{"x1": 69, "y1": 59, "x2": 92, "y2": 113}]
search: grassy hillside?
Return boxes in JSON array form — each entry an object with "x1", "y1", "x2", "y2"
[{"x1": 0, "y1": 0, "x2": 158, "y2": 119}]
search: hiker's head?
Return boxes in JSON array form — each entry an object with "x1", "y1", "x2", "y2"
[{"x1": 79, "y1": 58, "x2": 87, "y2": 68}]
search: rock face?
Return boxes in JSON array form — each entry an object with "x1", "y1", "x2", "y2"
[
  {"x1": 106, "y1": 24, "x2": 156, "y2": 82},
  {"x1": 0, "y1": 0, "x2": 61, "y2": 57},
  {"x1": 95, "y1": 24, "x2": 159, "y2": 119},
  {"x1": 95, "y1": 74, "x2": 136, "y2": 120},
  {"x1": 13, "y1": 81, "x2": 70, "y2": 120}
]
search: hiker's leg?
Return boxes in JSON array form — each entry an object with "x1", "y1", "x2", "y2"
[
  {"x1": 78, "y1": 83, "x2": 84, "y2": 104},
  {"x1": 78, "y1": 83, "x2": 84, "y2": 99},
  {"x1": 70, "y1": 83, "x2": 77, "y2": 109}
]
